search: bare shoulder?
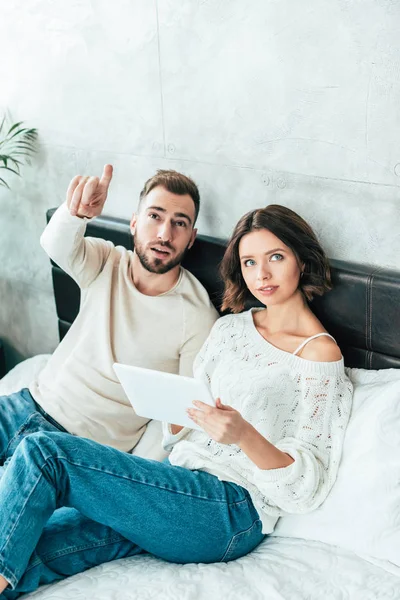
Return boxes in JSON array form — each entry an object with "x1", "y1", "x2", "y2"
[{"x1": 300, "y1": 335, "x2": 343, "y2": 362}]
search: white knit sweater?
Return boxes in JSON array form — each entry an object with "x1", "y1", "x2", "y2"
[{"x1": 163, "y1": 310, "x2": 353, "y2": 534}]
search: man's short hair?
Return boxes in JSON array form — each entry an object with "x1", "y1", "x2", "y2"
[{"x1": 139, "y1": 170, "x2": 200, "y2": 224}]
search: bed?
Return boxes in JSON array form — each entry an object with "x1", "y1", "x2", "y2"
[{"x1": 0, "y1": 208, "x2": 399, "y2": 599}]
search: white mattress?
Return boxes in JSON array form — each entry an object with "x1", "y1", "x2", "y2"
[{"x1": 1, "y1": 356, "x2": 399, "y2": 599}]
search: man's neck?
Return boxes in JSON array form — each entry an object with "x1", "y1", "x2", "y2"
[{"x1": 130, "y1": 252, "x2": 181, "y2": 296}]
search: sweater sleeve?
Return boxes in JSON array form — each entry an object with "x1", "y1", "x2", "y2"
[
  {"x1": 178, "y1": 305, "x2": 219, "y2": 378},
  {"x1": 40, "y1": 202, "x2": 113, "y2": 289},
  {"x1": 249, "y1": 372, "x2": 353, "y2": 514}
]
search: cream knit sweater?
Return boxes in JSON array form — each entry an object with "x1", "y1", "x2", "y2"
[
  {"x1": 30, "y1": 203, "x2": 218, "y2": 451},
  {"x1": 163, "y1": 310, "x2": 353, "y2": 534}
]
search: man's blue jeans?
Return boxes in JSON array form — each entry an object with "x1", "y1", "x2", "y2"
[
  {"x1": 0, "y1": 388, "x2": 68, "y2": 478},
  {"x1": 0, "y1": 430, "x2": 265, "y2": 598}
]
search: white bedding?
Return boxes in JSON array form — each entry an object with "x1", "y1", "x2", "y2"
[
  {"x1": 24, "y1": 537, "x2": 399, "y2": 600},
  {"x1": 1, "y1": 356, "x2": 399, "y2": 599}
]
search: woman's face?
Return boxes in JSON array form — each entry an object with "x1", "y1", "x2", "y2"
[{"x1": 238, "y1": 228, "x2": 303, "y2": 306}]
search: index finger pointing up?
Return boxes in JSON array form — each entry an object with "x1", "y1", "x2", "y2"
[{"x1": 100, "y1": 164, "x2": 113, "y2": 189}]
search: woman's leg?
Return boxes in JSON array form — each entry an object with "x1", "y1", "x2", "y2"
[{"x1": 0, "y1": 431, "x2": 264, "y2": 596}]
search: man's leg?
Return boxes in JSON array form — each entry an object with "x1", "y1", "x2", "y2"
[
  {"x1": 0, "y1": 389, "x2": 37, "y2": 462},
  {"x1": 0, "y1": 431, "x2": 264, "y2": 597},
  {"x1": 0, "y1": 388, "x2": 67, "y2": 475}
]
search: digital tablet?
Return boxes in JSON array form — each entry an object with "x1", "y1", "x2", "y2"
[{"x1": 113, "y1": 363, "x2": 215, "y2": 431}]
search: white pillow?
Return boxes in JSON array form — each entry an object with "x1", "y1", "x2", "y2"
[
  {"x1": 271, "y1": 367, "x2": 400, "y2": 568},
  {"x1": 0, "y1": 354, "x2": 51, "y2": 396}
]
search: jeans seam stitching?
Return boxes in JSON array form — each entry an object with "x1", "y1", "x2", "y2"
[
  {"x1": 220, "y1": 518, "x2": 261, "y2": 562},
  {"x1": 26, "y1": 535, "x2": 126, "y2": 571},
  {"x1": 48, "y1": 456, "x2": 244, "y2": 504},
  {"x1": 0, "y1": 561, "x2": 18, "y2": 589},
  {"x1": 0, "y1": 473, "x2": 44, "y2": 559}
]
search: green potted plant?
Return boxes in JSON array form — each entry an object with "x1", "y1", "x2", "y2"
[
  {"x1": 0, "y1": 116, "x2": 38, "y2": 189},
  {"x1": 0, "y1": 116, "x2": 38, "y2": 376}
]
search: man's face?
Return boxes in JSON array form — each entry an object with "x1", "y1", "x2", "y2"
[{"x1": 130, "y1": 186, "x2": 197, "y2": 274}]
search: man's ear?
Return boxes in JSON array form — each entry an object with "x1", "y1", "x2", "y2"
[
  {"x1": 188, "y1": 228, "x2": 197, "y2": 250},
  {"x1": 130, "y1": 213, "x2": 137, "y2": 236}
]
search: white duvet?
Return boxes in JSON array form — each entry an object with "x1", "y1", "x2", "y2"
[{"x1": 1, "y1": 356, "x2": 399, "y2": 600}]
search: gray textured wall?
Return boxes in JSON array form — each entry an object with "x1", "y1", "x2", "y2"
[{"x1": 0, "y1": 1, "x2": 399, "y2": 369}]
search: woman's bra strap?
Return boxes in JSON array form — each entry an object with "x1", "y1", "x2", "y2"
[{"x1": 292, "y1": 333, "x2": 336, "y2": 356}]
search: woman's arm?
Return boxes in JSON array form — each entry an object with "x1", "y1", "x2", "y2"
[
  {"x1": 238, "y1": 422, "x2": 294, "y2": 469},
  {"x1": 188, "y1": 372, "x2": 353, "y2": 514},
  {"x1": 188, "y1": 398, "x2": 293, "y2": 469}
]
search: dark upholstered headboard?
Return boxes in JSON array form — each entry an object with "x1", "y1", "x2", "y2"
[{"x1": 46, "y1": 208, "x2": 400, "y2": 370}]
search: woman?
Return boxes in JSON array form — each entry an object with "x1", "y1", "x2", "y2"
[{"x1": 0, "y1": 205, "x2": 352, "y2": 598}]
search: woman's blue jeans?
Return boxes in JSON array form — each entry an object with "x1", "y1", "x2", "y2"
[{"x1": 0, "y1": 430, "x2": 265, "y2": 598}]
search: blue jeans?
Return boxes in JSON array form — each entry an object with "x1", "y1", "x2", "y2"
[
  {"x1": 0, "y1": 431, "x2": 265, "y2": 598},
  {"x1": 0, "y1": 388, "x2": 68, "y2": 478}
]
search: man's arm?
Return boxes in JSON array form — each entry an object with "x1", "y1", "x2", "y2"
[
  {"x1": 40, "y1": 165, "x2": 114, "y2": 288},
  {"x1": 178, "y1": 306, "x2": 219, "y2": 377},
  {"x1": 170, "y1": 306, "x2": 219, "y2": 435}
]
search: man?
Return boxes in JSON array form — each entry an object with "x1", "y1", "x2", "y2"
[{"x1": 0, "y1": 165, "x2": 218, "y2": 469}]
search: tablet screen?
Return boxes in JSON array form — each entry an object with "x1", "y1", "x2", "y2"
[{"x1": 113, "y1": 363, "x2": 215, "y2": 430}]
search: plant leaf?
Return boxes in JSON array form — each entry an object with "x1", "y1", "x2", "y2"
[
  {"x1": 0, "y1": 165, "x2": 20, "y2": 175},
  {"x1": 8, "y1": 157, "x2": 23, "y2": 167},
  {"x1": 4, "y1": 151, "x2": 32, "y2": 157},
  {"x1": 13, "y1": 143, "x2": 37, "y2": 152},
  {"x1": 0, "y1": 155, "x2": 22, "y2": 168},
  {"x1": 0, "y1": 117, "x2": 38, "y2": 189},
  {"x1": 0, "y1": 177, "x2": 10, "y2": 189},
  {"x1": 7, "y1": 121, "x2": 24, "y2": 136},
  {"x1": 6, "y1": 128, "x2": 30, "y2": 142}
]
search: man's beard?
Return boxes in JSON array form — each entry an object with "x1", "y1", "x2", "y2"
[{"x1": 133, "y1": 237, "x2": 190, "y2": 274}]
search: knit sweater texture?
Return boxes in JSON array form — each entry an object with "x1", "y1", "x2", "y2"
[
  {"x1": 163, "y1": 310, "x2": 353, "y2": 534},
  {"x1": 30, "y1": 203, "x2": 218, "y2": 451}
]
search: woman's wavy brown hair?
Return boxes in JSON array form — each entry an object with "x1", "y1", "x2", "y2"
[{"x1": 220, "y1": 204, "x2": 332, "y2": 313}]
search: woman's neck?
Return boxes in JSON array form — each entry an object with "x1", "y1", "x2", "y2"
[{"x1": 255, "y1": 292, "x2": 310, "y2": 336}]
